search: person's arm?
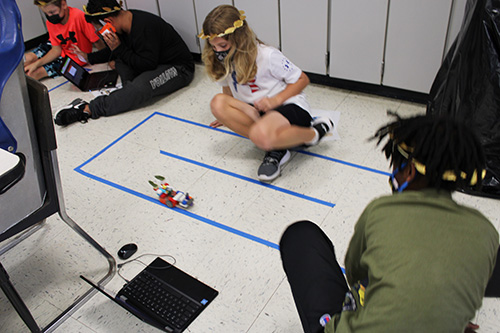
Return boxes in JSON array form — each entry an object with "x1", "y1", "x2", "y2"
[
  {"x1": 254, "y1": 72, "x2": 309, "y2": 112},
  {"x1": 344, "y1": 207, "x2": 369, "y2": 286},
  {"x1": 24, "y1": 45, "x2": 62, "y2": 76}
]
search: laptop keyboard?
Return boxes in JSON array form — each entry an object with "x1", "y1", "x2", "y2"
[{"x1": 120, "y1": 270, "x2": 202, "y2": 331}]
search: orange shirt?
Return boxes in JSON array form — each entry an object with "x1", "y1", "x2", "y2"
[{"x1": 47, "y1": 7, "x2": 99, "y2": 66}]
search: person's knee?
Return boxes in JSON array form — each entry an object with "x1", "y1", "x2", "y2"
[
  {"x1": 248, "y1": 125, "x2": 274, "y2": 151},
  {"x1": 210, "y1": 93, "x2": 228, "y2": 118},
  {"x1": 280, "y1": 221, "x2": 318, "y2": 250}
]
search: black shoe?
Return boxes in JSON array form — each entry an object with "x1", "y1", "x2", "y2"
[
  {"x1": 257, "y1": 150, "x2": 291, "y2": 182},
  {"x1": 54, "y1": 98, "x2": 90, "y2": 126},
  {"x1": 308, "y1": 116, "x2": 334, "y2": 146}
]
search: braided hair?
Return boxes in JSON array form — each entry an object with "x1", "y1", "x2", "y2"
[{"x1": 372, "y1": 112, "x2": 485, "y2": 191}]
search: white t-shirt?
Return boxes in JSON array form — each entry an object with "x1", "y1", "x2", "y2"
[{"x1": 218, "y1": 44, "x2": 310, "y2": 113}]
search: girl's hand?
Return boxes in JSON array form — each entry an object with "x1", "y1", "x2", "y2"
[
  {"x1": 210, "y1": 119, "x2": 224, "y2": 128},
  {"x1": 254, "y1": 96, "x2": 278, "y2": 113}
]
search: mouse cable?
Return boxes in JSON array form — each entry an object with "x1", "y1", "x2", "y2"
[{"x1": 116, "y1": 253, "x2": 177, "y2": 283}]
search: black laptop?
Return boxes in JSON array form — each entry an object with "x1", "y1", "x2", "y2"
[
  {"x1": 81, "y1": 257, "x2": 218, "y2": 332},
  {"x1": 60, "y1": 56, "x2": 118, "y2": 91}
]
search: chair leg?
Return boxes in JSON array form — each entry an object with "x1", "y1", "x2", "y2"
[{"x1": 0, "y1": 263, "x2": 41, "y2": 333}]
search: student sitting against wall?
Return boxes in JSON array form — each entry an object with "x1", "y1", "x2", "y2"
[
  {"x1": 200, "y1": 5, "x2": 334, "y2": 182},
  {"x1": 54, "y1": 0, "x2": 194, "y2": 126},
  {"x1": 25, "y1": 0, "x2": 104, "y2": 81},
  {"x1": 280, "y1": 114, "x2": 499, "y2": 333}
]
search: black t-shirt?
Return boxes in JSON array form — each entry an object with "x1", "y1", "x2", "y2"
[{"x1": 89, "y1": 10, "x2": 193, "y2": 73}]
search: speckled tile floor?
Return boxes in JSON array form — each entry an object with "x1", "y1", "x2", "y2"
[{"x1": 1, "y1": 63, "x2": 499, "y2": 332}]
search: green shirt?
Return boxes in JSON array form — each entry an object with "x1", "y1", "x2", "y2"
[{"x1": 327, "y1": 189, "x2": 499, "y2": 333}]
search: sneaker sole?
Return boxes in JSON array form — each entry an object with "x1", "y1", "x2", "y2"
[{"x1": 257, "y1": 150, "x2": 291, "y2": 182}]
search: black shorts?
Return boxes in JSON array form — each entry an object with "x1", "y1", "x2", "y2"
[{"x1": 259, "y1": 104, "x2": 312, "y2": 127}]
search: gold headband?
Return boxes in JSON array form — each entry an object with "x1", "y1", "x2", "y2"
[
  {"x1": 396, "y1": 143, "x2": 485, "y2": 185},
  {"x1": 83, "y1": 0, "x2": 123, "y2": 16},
  {"x1": 198, "y1": 10, "x2": 246, "y2": 40}
]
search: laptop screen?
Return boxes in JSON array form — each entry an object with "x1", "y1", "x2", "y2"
[{"x1": 60, "y1": 57, "x2": 88, "y2": 88}]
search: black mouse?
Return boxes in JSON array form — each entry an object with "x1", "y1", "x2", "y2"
[{"x1": 117, "y1": 243, "x2": 138, "y2": 260}]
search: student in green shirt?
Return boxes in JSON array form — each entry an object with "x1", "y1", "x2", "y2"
[{"x1": 280, "y1": 114, "x2": 499, "y2": 333}]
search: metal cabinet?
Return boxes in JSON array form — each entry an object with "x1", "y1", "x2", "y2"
[
  {"x1": 233, "y1": 0, "x2": 280, "y2": 49},
  {"x1": 15, "y1": 0, "x2": 46, "y2": 42},
  {"x1": 382, "y1": 0, "x2": 452, "y2": 93},
  {"x1": 158, "y1": 0, "x2": 199, "y2": 53},
  {"x1": 123, "y1": 0, "x2": 160, "y2": 15},
  {"x1": 329, "y1": 0, "x2": 388, "y2": 84},
  {"x1": 280, "y1": 0, "x2": 329, "y2": 74}
]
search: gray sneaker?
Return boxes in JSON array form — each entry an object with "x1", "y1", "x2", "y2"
[{"x1": 257, "y1": 150, "x2": 291, "y2": 182}]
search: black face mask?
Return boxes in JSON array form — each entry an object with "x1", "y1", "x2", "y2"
[
  {"x1": 214, "y1": 49, "x2": 230, "y2": 63},
  {"x1": 45, "y1": 12, "x2": 63, "y2": 25}
]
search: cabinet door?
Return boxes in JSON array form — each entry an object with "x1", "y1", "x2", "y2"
[
  {"x1": 329, "y1": 0, "x2": 387, "y2": 84},
  {"x1": 383, "y1": 0, "x2": 452, "y2": 93},
  {"x1": 281, "y1": 0, "x2": 328, "y2": 74},
  {"x1": 15, "y1": 0, "x2": 46, "y2": 42},
  {"x1": 445, "y1": 0, "x2": 467, "y2": 54},
  {"x1": 233, "y1": 0, "x2": 280, "y2": 49},
  {"x1": 124, "y1": 0, "x2": 160, "y2": 16},
  {"x1": 68, "y1": 0, "x2": 88, "y2": 12},
  {"x1": 159, "y1": 0, "x2": 199, "y2": 53}
]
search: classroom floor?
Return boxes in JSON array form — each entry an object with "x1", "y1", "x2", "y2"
[{"x1": 1, "y1": 63, "x2": 499, "y2": 333}]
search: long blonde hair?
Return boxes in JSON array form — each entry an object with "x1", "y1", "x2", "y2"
[{"x1": 201, "y1": 5, "x2": 260, "y2": 84}]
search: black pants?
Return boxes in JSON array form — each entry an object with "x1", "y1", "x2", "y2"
[
  {"x1": 280, "y1": 221, "x2": 348, "y2": 333},
  {"x1": 89, "y1": 61, "x2": 194, "y2": 118},
  {"x1": 280, "y1": 221, "x2": 500, "y2": 333}
]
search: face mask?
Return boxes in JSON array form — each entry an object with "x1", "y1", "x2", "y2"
[
  {"x1": 389, "y1": 162, "x2": 409, "y2": 193},
  {"x1": 214, "y1": 49, "x2": 230, "y2": 63},
  {"x1": 45, "y1": 12, "x2": 63, "y2": 24}
]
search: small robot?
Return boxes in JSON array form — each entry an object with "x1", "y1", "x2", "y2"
[{"x1": 149, "y1": 175, "x2": 194, "y2": 209}]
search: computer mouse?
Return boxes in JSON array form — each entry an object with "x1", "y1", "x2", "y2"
[{"x1": 117, "y1": 243, "x2": 138, "y2": 260}]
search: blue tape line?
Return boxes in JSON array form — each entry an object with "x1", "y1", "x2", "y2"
[
  {"x1": 74, "y1": 166, "x2": 280, "y2": 250},
  {"x1": 48, "y1": 80, "x2": 69, "y2": 92},
  {"x1": 153, "y1": 112, "x2": 389, "y2": 176},
  {"x1": 298, "y1": 150, "x2": 391, "y2": 176},
  {"x1": 159, "y1": 150, "x2": 335, "y2": 208}
]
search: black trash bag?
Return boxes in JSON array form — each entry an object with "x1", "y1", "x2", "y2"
[{"x1": 427, "y1": 0, "x2": 500, "y2": 199}]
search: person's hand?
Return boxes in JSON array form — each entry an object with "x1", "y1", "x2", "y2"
[
  {"x1": 24, "y1": 62, "x2": 39, "y2": 76},
  {"x1": 254, "y1": 96, "x2": 278, "y2": 113},
  {"x1": 69, "y1": 44, "x2": 88, "y2": 63},
  {"x1": 464, "y1": 322, "x2": 479, "y2": 333},
  {"x1": 209, "y1": 119, "x2": 224, "y2": 128},
  {"x1": 102, "y1": 31, "x2": 121, "y2": 51},
  {"x1": 108, "y1": 60, "x2": 116, "y2": 70}
]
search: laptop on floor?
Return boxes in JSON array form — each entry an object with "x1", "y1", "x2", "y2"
[
  {"x1": 60, "y1": 56, "x2": 118, "y2": 91},
  {"x1": 81, "y1": 257, "x2": 218, "y2": 333}
]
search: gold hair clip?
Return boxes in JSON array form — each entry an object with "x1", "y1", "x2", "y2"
[
  {"x1": 83, "y1": 0, "x2": 123, "y2": 16},
  {"x1": 413, "y1": 160, "x2": 485, "y2": 185},
  {"x1": 198, "y1": 10, "x2": 246, "y2": 40},
  {"x1": 396, "y1": 143, "x2": 485, "y2": 185}
]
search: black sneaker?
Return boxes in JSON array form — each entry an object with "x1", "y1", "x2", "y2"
[
  {"x1": 54, "y1": 98, "x2": 90, "y2": 126},
  {"x1": 257, "y1": 150, "x2": 291, "y2": 182},
  {"x1": 308, "y1": 116, "x2": 334, "y2": 146}
]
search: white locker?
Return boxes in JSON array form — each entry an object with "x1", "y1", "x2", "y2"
[
  {"x1": 280, "y1": 0, "x2": 328, "y2": 74},
  {"x1": 158, "y1": 0, "x2": 199, "y2": 53},
  {"x1": 68, "y1": 0, "x2": 88, "y2": 12},
  {"x1": 444, "y1": 0, "x2": 467, "y2": 55},
  {"x1": 383, "y1": 0, "x2": 452, "y2": 93},
  {"x1": 15, "y1": 0, "x2": 46, "y2": 42},
  {"x1": 124, "y1": 0, "x2": 160, "y2": 16},
  {"x1": 233, "y1": 0, "x2": 280, "y2": 49},
  {"x1": 329, "y1": 0, "x2": 388, "y2": 84},
  {"x1": 194, "y1": 0, "x2": 232, "y2": 38}
]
